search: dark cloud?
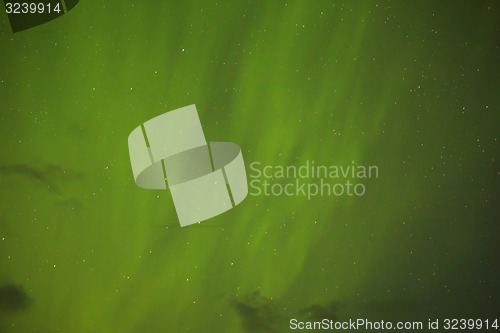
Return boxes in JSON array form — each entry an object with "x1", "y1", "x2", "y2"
[
  {"x1": 0, "y1": 164, "x2": 56, "y2": 191},
  {"x1": 230, "y1": 293, "x2": 418, "y2": 332},
  {"x1": 232, "y1": 291, "x2": 281, "y2": 332},
  {"x1": 0, "y1": 164, "x2": 84, "y2": 193},
  {"x1": 0, "y1": 284, "x2": 32, "y2": 313}
]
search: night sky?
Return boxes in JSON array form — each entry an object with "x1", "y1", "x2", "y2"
[{"x1": 0, "y1": 1, "x2": 499, "y2": 332}]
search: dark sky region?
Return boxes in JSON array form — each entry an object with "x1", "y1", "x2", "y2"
[{"x1": 0, "y1": 1, "x2": 499, "y2": 332}]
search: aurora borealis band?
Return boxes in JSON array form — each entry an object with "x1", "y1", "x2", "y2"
[{"x1": 0, "y1": 1, "x2": 499, "y2": 332}]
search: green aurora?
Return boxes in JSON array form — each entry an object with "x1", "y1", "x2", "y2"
[{"x1": 0, "y1": 1, "x2": 499, "y2": 332}]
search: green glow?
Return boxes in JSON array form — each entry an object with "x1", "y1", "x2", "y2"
[{"x1": 0, "y1": 1, "x2": 499, "y2": 332}]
